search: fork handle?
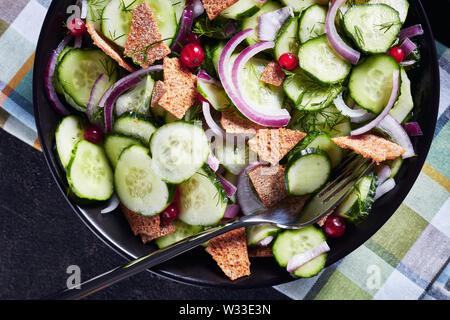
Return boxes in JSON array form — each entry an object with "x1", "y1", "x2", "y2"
[{"x1": 43, "y1": 216, "x2": 251, "y2": 300}]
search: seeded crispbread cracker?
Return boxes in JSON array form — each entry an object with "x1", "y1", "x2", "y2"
[
  {"x1": 150, "y1": 80, "x2": 165, "y2": 107},
  {"x1": 205, "y1": 228, "x2": 251, "y2": 281},
  {"x1": 220, "y1": 109, "x2": 265, "y2": 135},
  {"x1": 158, "y1": 57, "x2": 197, "y2": 119},
  {"x1": 248, "y1": 165, "x2": 288, "y2": 208},
  {"x1": 201, "y1": 0, "x2": 240, "y2": 20},
  {"x1": 120, "y1": 204, "x2": 174, "y2": 244},
  {"x1": 248, "y1": 128, "x2": 307, "y2": 165},
  {"x1": 124, "y1": 3, "x2": 171, "y2": 68},
  {"x1": 260, "y1": 61, "x2": 286, "y2": 87},
  {"x1": 248, "y1": 245, "x2": 274, "y2": 258},
  {"x1": 331, "y1": 134, "x2": 406, "y2": 163},
  {"x1": 316, "y1": 210, "x2": 333, "y2": 227},
  {"x1": 86, "y1": 22, "x2": 136, "y2": 73}
]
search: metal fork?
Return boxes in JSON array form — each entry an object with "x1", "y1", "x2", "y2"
[{"x1": 44, "y1": 154, "x2": 373, "y2": 300}]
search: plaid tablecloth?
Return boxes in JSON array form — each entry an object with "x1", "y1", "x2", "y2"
[{"x1": 0, "y1": 0, "x2": 448, "y2": 300}]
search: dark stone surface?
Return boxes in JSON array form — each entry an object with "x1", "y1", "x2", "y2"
[{"x1": 0, "y1": 130, "x2": 289, "y2": 300}]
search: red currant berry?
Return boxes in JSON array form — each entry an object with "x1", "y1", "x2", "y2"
[
  {"x1": 67, "y1": 17, "x2": 86, "y2": 37},
  {"x1": 187, "y1": 33, "x2": 202, "y2": 45},
  {"x1": 161, "y1": 203, "x2": 179, "y2": 223},
  {"x1": 323, "y1": 215, "x2": 346, "y2": 239},
  {"x1": 180, "y1": 43, "x2": 205, "y2": 69},
  {"x1": 196, "y1": 93, "x2": 208, "y2": 104},
  {"x1": 84, "y1": 125, "x2": 103, "y2": 145},
  {"x1": 387, "y1": 47, "x2": 405, "y2": 63},
  {"x1": 278, "y1": 53, "x2": 298, "y2": 71}
]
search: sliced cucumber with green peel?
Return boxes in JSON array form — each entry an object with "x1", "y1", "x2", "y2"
[
  {"x1": 54, "y1": 46, "x2": 72, "y2": 95},
  {"x1": 298, "y1": 35, "x2": 352, "y2": 84},
  {"x1": 197, "y1": 79, "x2": 232, "y2": 111},
  {"x1": 285, "y1": 148, "x2": 332, "y2": 196},
  {"x1": 214, "y1": 140, "x2": 248, "y2": 175},
  {"x1": 220, "y1": 0, "x2": 261, "y2": 20},
  {"x1": 339, "y1": 0, "x2": 409, "y2": 23},
  {"x1": 114, "y1": 145, "x2": 170, "y2": 216},
  {"x1": 102, "y1": 0, "x2": 177, "y2": 48},
  {"x1": 275, "y1": 17, "x2": 300, "y2": 60},
  {"x1": 86, "y1": 0, "x2": 111, "y2": 31},
  {"x1": 246, "y1": 225, "x2": 280, "y2": 246},
  {"x1": 386, "y1": 156, "x2": 403, "y2": 178},
  {"x1": 212, "y1": 41, "x2": 226, "y2": 74},
  {"x1": 343, "y1": 4, "x2": 401, "y2": 54},
  {"x1": 348, "y1": 54, "x2": 400, "y2": 114},
  {"x1": 241, "y1": 1, "x2": 281, "y2": 46},
  {"x1": 55, "y1": 115, "x2": 86, "y2": 169},
  {"x1": 67, "y1": 140, "x2": 114, "y2": 201},
  {"x1": 150, "y1": 122, "x2": 210, "y2": 184},
  {"x1": 113, "y1": 112, "x2": 156, "y2": 144},
  {"x1": 104, "y1": 134, "x2": 144, "y2": 168},
  {"x1": 281, "y1": 0, "x2": 321, "y2": 13},
  {"x1": 283, "y1": 69, "x2": 342, "y2": 111},
  {"x1": 170, "y1": 0, "x2": 186, "y2": 21},
  {"x1": 298, "y1": 4, "x2": 327, "y2": 44},
  {"x1": 57, "y1": 48, "x2": 119, "y2": 109},
  {"x1": 335, "y1": 172, "x2": 378, "y2": 224},
  {"x1": 272, "y1": 225, "x2": 327, "y2": 278},
  {"x1": 389, "y1": 67, "x2": 414, "y2": 123},
  {"x1": 115, "y1": 75, "x2": 155, "y2": 116},
  {"x1": 155, "y1": 219, "x2": 203, "y2": 248},
  {"x1": 178, "y1": 168, "x2": 228, "y2": 226}
]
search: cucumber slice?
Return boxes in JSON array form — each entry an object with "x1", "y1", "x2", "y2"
[
  {"x1": 272, "y1": 226, "x2": 327, "y2": 278},
  {"x1": 170, "y1": 0, "x2": 186, "y2": 21},
  {"x1": 115, "y1": 75, "x2": 155, "y2": 116},
  {"x1": 220, "y1": 0, "x2": 262, "y2": 20},
  {"x1": 197, "y1": 79, "x2": 232, "y2": 111},
  {"x1": 283, "y1": 69, "x2": 342, "y2": 111},
  {"x1": 241, "y1": 1, "x2": 281, "y2": 46},
  {"x1": 55, "y1": 115, "x2": 86, "y2": 168},
  {"x1": 348, "y1": 54, "x2": 400, "y2": 114},
  {"x1": 214, "y1": 139, "x2": 248, "y2": 175},
  {"x1": 212, "y1": 41, "x2": 226, "y2": 75},
  {"x1": 178, "y1": 168, "x2": 228, "y2": 226},
  {"x1": 246, "y1": 225, "x2": 280, "y2": 246},
  {"x1": 86, "y1": 0, "x2": 111, "y2": 31},
  {"x1": 335, "y1": 172, "x2": 378, "y2": 224},
  {"x1": 114, "y1": 145, "x2": 170, "y2": 216},
  {"x1": 285, "y1": 148, "x2": 332, "y2": 196},
  {"x1": 155, "y1": 219, "x2": 203, "y2": 248},
  {"x1": 54, "y1": 46, "x2": 72, "y2": 95},
  {"x1": 150, "y1": 122, "x2": 210, "y2": 184},
  {"x1": 57, "y1": 48, "x2": 119, "y2": 109},
  {"x1": 275, "y1": 17, "x2": 300, "y2": 60},
  {"x1": 389, "y1": 67, "x2": 414, "y2": 123},
  {"x1": 298, "y1": 35, "x2": 352, "y2": 84},
  {"x1": 113, "y1": 112, "x2": 156, "y2": 144},
  {"x1": 281, "y1": 0, "x2": 321, "y2": 13},
  {"x1": 67, "y1": 140, "x2": 114, "y2": 201},
  {"x1": 298, "y1": 4, "x2": 327, "y2": 44},
  {"x1": 343, "y1": 4, "x2": 401, "y2": 54},
  {"x1": 102, "y1": 0, "x2": 177, "y2": 48},
  {"x1": 104, "y1": 134, "x2": 144, "y2": 168},
  {"x1": 339, "y1": 0, "x2": 409, "y2": 23}
]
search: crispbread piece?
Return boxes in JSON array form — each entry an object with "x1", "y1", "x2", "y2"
[
  {"x1": 124, "y1": 3, "x2": 171, "y2": 68},
  {"x1": 331, "y1": 134, "x2": 405, "y2": 163},
  {"x1": 220, "y1": 109, "x2": 265, "y2": 135},
  {"x1": 151, "y1": 80, "x2": 165, "y2": 107},
  {"x1": 260, "y1": 61, "x2": 286, "y2": 87},
  {"x1": 248, "y1": 128, "x2": 306, "y2": 165},
  {"x1": 86, "y1": 22, "x2": 136, "y2": 73},
  {"x1": 316, "y1": 210, "x2": 333, "y2": 227},
  {"x1": 248, "y1": 165, "x2": 288, "y2": 208},
  {"x1": 248, "y1": 245, "x2": 274, "y2": 258},
  {"x1": 158, "y1": 57, "x2": 197, "y2": 119},
  {"x1": 201, "y1": 0, "x2": 239, "y2": 20},
  {"x1": 120, "y1": 204, "x2": 175, "y2": 244},
  {"x1": 205, "y1": 228, "x2": 251, "y2": 281}
]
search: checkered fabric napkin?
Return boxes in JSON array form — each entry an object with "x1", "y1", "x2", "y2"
[{"x1": 0, "y1": 0, "x2": 448, "y2": 300}]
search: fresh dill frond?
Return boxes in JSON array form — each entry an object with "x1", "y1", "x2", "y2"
[
  {"x1": 354, "y1": 25, "x2": 365, "y2": 46},
  {"x1": 375, "y1": 21, "x2": 402, "y2": 34}
]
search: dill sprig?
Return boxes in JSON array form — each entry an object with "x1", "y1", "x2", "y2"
[
  {"x1": 120, "y1": 0, "x2": 139, "y2": 13},
  {"x1": 353, "y1": 25, "x2": 365, "y2": 46},
  {"x1": 375, "y1": 21, "x2": 402, "y2": 34}
]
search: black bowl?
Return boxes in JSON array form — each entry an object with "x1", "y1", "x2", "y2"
[{"x1": 33, "y1": 0, "x2": 440, "y2": 288}]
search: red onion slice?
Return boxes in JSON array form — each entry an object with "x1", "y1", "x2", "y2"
[
  {"x1": 399, "y1": 24, "x2": 424, "y2": 42},
  {"x1": 87, "y1": 73, "x2": 109, "y2": 128},
  {"x1": 377, "y1": 114, "x2": 415, "y2": 159},
  {"x1": 207, "y1": 153, "x2": 220, "y2": 172},
  {"x1": 237, "y1": 162, "x2": 265, "y2": 215},
  {"x1": 201, "y1": 101, "x2": 235, "y2": 143},
  {"x1": 403, "y1": 122, "x2": 423, "y2": 136},
  {"x1": 217, "y1": 173, "x2": 237, "y2": 198},
  {"x1": 197, "y1": 69, "x2": 222, "y2": 87},
  {"x1": 218, "y1": 29, "x2": 290, "y2": 128},
  {"x1": 334, "y1": 92, "x2": 368, "y2": 118},
  {"x1": 376, "y1": 165, "x2": 392, "y2": 185},
  {"x1": 351, "y1": 69, "x2": 400, "y2": 136},
  {"x1": 258, "y1": 236, "x2": 274, "y2": 247},
  {"x1": 399, "y1": 38, "x2": 417, "y2": 57},
  {"x1": 224, "y1": 204, "x2": 240, "y2": 219},
  {"x1": 326, "y1": 0, "x2": 360, "y2": 65},
  {"x1": 375, "y1": 178, "x2": 396, "y2": 201},
  {"x1": 100, "y1": 194, "x2": 120, "y2": 214},
  {"x1": 74, "y1": 35, "x2": 82, "y2": 48},
  {"x1": 400, "y1": 60, "x2": 416, "y2": 67},
  {"x1": 287, "y1": 241, "x2": 330, "y2": 273},
  {"x1": 192, "y1": 0, "x2": 204, "y2": 18},
  {"x1": 45, "y1": 34, "x2": 73, "y2": 116},
  {"x1": 257, "y1": 6, "x2": 293, "y2": 41},
  {"x1": 170, "y1": 4, "x2": 194, "y2": 52}
]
